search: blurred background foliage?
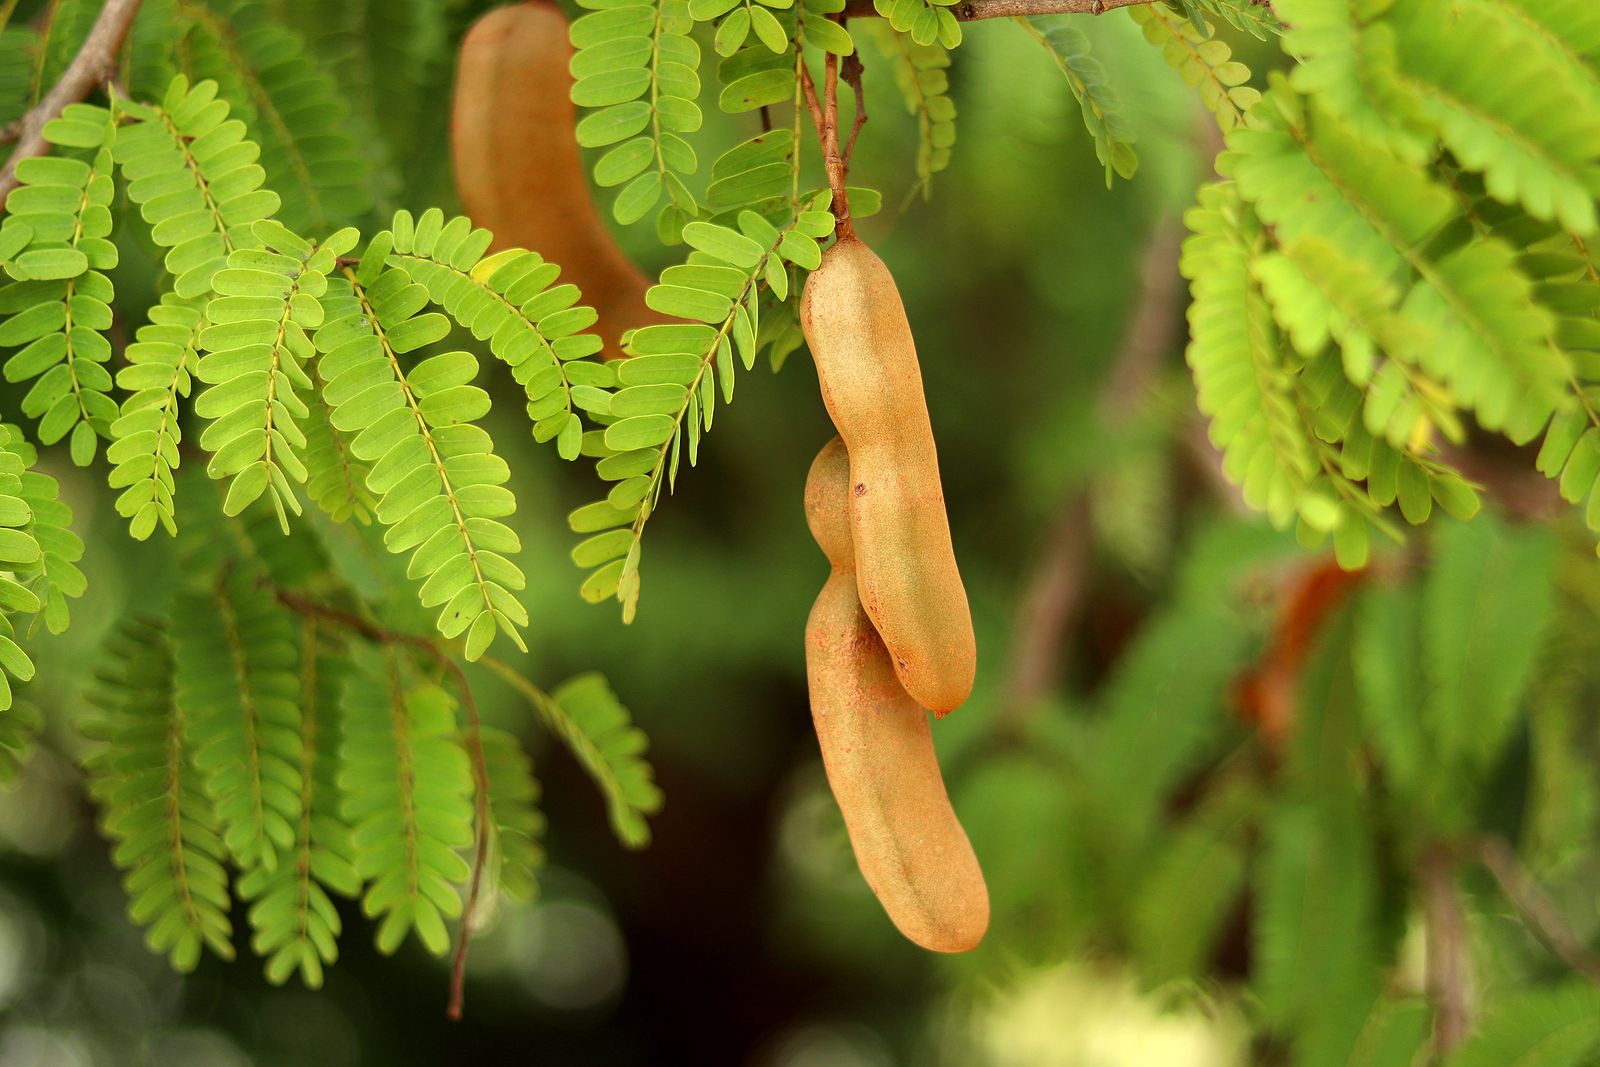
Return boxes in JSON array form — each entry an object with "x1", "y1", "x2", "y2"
[{"x1": 0, "y1": 0, "x2": 1597, "y2": 1064}]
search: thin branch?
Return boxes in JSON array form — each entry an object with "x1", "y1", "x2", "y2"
[
  {"x1": 0, "y1": 0, "x2": 143, "y2": 206},
  {"x1": 1477, "y1": 836, "x2": 1600, "y2": 988},
  {"x1": 840, "y1": 0, "x2": 1152, "y2": 21},
  {"x1": 1422, "y1": 841, "x2": 1471, "y2": 1055},
  {"x1": 268, "y1": 587, "x2": 492, "y2": 1021}
]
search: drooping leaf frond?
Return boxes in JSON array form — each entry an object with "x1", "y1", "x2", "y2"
[
  {"x1": 238, "y1": 617, "x2": 359, "y2": 988},
  {"x1": 0, "y1": 116, "x2": 119, "y2": 464},
  {"x1": 567, "y1": 202, "x2": 832, "y2": 618},
  {"x1": 195, "y1": 221, "x2": 358, "y2": 528},
  {"x1": 571, "y1": 0, "x2": 703, "y2": 225},
  {"x1": 83, "y1": 616, "x2": 235, "y2": 973},
  {"x1": 480, "y1": 725, "x2": 546, "y2": 905},
  {"x1": 383, "y1": 208, "x2": 605, "y2": 461},
  {"x1": 861, "y1": 24, "x2": 954, "y2": 202},
  {"x1": 111, "y1": 75, "x2": 281, "y2": 298},
  {"x1": 482, "y1": 660, "x2": 661, "y2": 849},
  {"x1": 172, "y1": 564, "x2": 304, "y2": 875},
  {"x1": 871, "y1": 0, "x2": 959, "y2": 50},
  {"x1": 312, "y1": 249, "x2": 528, "y2": 658},
  {"x1": 176, "y1": 0, "x2": 376, "y2": 233},
  {"x1": 110, "y1": 294, "x2": 203, "y2": 539},
  {"x1": 339, "y1": 644, "x2": 472, "y2": 957},
  {"x1": 1128, "y1": 4, "x2": 1259, "y2": 134},
  {"x1": 1181, "y1": 183, "x2": 1340, "y2": 536},
  {"x1": 1016, "y1": 17, "x2": 1136, "y2": 186}
]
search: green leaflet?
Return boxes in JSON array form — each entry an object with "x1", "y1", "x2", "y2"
[
  {"x1": 339, "y1": 645, "x2": 472, "y2": 957},
  {"x1": 196, "y1": 221, "x2": 359, "y2": 530},
  {"x1": 1129, "y1": 4, "x2": 1260, "y2": 134},
  {"x1": 83, "y1": 617, "x2": 235, "y2": 973},
  {"x1": 1181, "y1": 183, "x2": 1343, "y2": 536},
  {"x1": 110, "y1": 294, "x2": 203, "y2": 539},
  {"x1": 385, "y1": 207, "x2": 605, "y2": 460},
  {"x1": 312, "y1": 256, "x2": 529, "y2": 658},
  {"x1": 172, "y1": 565, "x2": 304, "y2": 875},
  {"x1": 481, "y1": 660, "x2": 661, "y2": 849},
  {"x1": 861, "y1": 23, "x2": 954, "y2": 202},
  {"x1": 480, "y1": 726, "x2": 546, "y2": 905},
  {"x1": 238, "y1": 618, "x2": 359, "y2": 988},
  {"x1": 1016, "y1": 17, "x2": 1136, "y2": 186},
  {"x1": 0, "y1": 115, "x2": 119, "y2": 464},
  {"x1": 178, "y1": 0, "x2": 376, "y2": 233},
  {"x1": 571, "y1": 0, "x2": 703, "y2": 226},
  {"x1": 566, "y1": 198, "x2": 832, "y2": 621},
  {"x1": 111, "y1": 76, "x2": 281, "y2": 299}
]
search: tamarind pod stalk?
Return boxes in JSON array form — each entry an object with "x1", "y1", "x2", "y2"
[
  {"x1": 452, "y1": 0, "x2": 662, "y2": 360},
  {"x1": 805, "y1": 437, "x2": 989, "y2": 953},
  {"x1": 799, "y1": 236, "x2": 977, "y2": 714}
]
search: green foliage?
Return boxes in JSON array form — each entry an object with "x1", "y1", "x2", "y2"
[
  {"x1": 238, "y1": 617, "x2": 358, "y2": 987},
  {"x1": 570, "y1": 0, "x2": 703, "y2": 226},
  {"x1": 110, "y1": 295, "x2": 202, "y2": 538},
  {"x1": 0, "y1": 118, "x2": 118, "y2": 464},
  {"x1": 172, "y1": 564, "x2": 304, "y2": 873},
  {"x1": 872, "y1": 0, "x2": 960, "y2": 50},
  {"x1": 312, "y1": 246, "x2": 530, "y2": 661},
  {"x1": 1016, "y1": 17, "x2": 1136, "y2": 186},
  {"x1": 566, "y1": 199, "x2": 833, "y2": 620},
  {"x1": 84, "y1": 617, "x2": 235, "y2": 972},
  {"x1": 1130, "y1": 4, "x2": 1259, "y2": 134},
  {"x1": 387, "y1": 208, "x2": 604, "y2": 460},
  {"x1": 339, "y1": 645, "x2": 472, "y2": 957},
  {"x1": 197, "y1": 222, "x2": 357, "y2": 527},
  {"x1": 479, "y1": 725, "x2": 546, "y2": 904},
  {"x1": 860, "y1": 24, "x2": 955, "y2": 201},
  {"x1": 178, "y1": 0, "x2": 375, "y2": 233},
  {"x1": 1449, "y1": 983, "x2": 1600, "y2": 1067}
]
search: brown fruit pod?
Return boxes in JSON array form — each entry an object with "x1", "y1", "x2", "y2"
[
  {"x1": 799, "y1": 236, "x2": 977, "y2": 714},
  {"x1": 804, "y1": 437, "x2": 989, "y2": 953},
  {"x1": 451, "y1": 0, "x2": 661, "y2": 360}
]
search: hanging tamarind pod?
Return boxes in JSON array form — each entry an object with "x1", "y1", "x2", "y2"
[
  {"x1": 800, "y1": 236, "x2": 977, "y2": 714},
  {"x1": 451, "y1": 0, "x2": 660, "y2": 360},
  {"x1": 804, "y1": 436, "x2": 989, "y2": 953}
]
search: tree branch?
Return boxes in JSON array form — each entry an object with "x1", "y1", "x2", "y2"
[
  {"x1": 840, "y1": 0, "x2": 1154, "y2": 22},
  {"x1": 1422, "y1": 841, "x2": 1471, "y2": 1054},
  {"x1": 0, "y1": 0, "x2": 144, "y2": 207}
]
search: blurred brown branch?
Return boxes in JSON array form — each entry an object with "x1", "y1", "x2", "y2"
[
  {"x1": 1477, "y1": 836, "x2": 1600, "y2": 988},
  {"x1": 0, "y1": 0, "x2": 143, "y2": 205}
]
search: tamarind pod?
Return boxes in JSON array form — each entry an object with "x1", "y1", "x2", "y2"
[
  {"x1": 451, "y1": 0, "x2": 661, "y2": 360},
  {"x1": 805, "y1": 437, "x2": 989, "y2": 953},
  {"x1": 799, "y1": 236, "x2": 977, "y2": 714}
]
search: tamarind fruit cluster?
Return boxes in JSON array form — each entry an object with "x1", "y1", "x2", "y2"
[
  {"x1": 452, "y1": 0, "x2": 660, "y2": 360},
  {"x1": 800, "y1": 236, "x2": 977, "y2": 715},
  {"x1": 804, "y1": 438, "x2": 988, "y2": 953},
  {"x1": 800, "y1": 237, "x2": 985, "y2": 952}
]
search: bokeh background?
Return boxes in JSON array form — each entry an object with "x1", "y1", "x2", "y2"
[{"x1": 2, "y1": 2, "x2": 1598, "y2": 1065}]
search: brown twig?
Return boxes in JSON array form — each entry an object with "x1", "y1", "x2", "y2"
[
  {"x1": 0, "y1": 0, "x2": 143, "y2": 206},
  {"x1": 269, "y1": 587, "x2": 493, "y2": 1021},
  {"x1": 1477, "y1": 836, "x2": 1600, "y2": 988},
  {"x1": 1421, "y1": 842, "x2": 1471, "y2": 1054},
  {"x1": 839, "y1": 0, "x2": 1151, "y2": 20}
]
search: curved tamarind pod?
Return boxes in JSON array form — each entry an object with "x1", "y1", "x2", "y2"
[
  {"x1": 799, "y1": 236, "x2": 977, "y2": 714},
  {"x1": 805, "y1": 437, "x2": 989, "y2": 953},
  {"x1": 452, "y1": 0, "x2": 661, "y2": 360}
]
